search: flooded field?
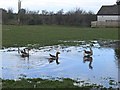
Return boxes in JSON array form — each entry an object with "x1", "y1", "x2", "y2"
[{"x1": 1, "y1": 40, "x2": 120, "y2": 88}]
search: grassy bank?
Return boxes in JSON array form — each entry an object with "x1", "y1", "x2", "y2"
[
  {"x1": 2, "y1": 78, "x2": 104, "y2": 89},
  {"x1": 2, "y1": 25, "x2": 118, "y2": 47}
]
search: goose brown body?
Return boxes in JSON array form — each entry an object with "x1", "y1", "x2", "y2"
[
  {"x1": 18, "y1": 48, "x2": 30, "y2": 58},
  {"x1": 84, "y1": 48, "x2": 93, "y2": 56}
]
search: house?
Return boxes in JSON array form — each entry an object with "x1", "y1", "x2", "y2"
[
  {"x1": 97, "y1": 5, "x2": 119, "y2": 22},
  {"x1": 91, "y1": 0, "x2": 120, "y2": 27}
]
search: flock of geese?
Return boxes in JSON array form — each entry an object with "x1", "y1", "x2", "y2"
[
  {"x1": 17, "y1": 47, "x2": 93, "y2": 67},
  {"x1": 17, "y1": 47, "x2": 61, "y2": 64}
]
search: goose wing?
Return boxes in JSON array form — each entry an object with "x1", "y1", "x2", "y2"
[
  {"x1": 49, "y1": 54, "x2": 55, "y2": 58},
  {"x1": 85, "y1": 51, "x2": 91, "y2": 54}
]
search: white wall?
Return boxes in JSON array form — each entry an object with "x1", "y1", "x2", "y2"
[
  {"x1": 97, "y1": 15, "x2": 120, "y2": 21},
  {"x1": 91, "y1": 21, "x2": 120, "y2": 27}
]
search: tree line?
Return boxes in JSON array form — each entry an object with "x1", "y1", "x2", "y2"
[{"x1": 1, "y1": 8, "x2": 96, "y2": 27}]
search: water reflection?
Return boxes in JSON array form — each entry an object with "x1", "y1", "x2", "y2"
[
  {"x1": 48, "y1": 58, "x2": 60, "y2": 65},
  {"x1": 83, "y1": 56, "x2": 93, "y2": 69}
]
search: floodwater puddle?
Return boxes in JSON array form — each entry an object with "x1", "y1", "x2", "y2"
[{"x1": 1, "y1": 40, "x2": 120, "y2": 88}]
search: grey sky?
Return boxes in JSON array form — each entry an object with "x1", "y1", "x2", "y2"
[{"x1": 0, "y1": 0, "x2": 116, "y2": 14}]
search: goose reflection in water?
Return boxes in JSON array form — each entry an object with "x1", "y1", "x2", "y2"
[
  {"x1": 83, "y1": 47, "x2": 93, "y2": 69},
  {"x1": 48, "y1": 52, "x2": 60, "y2": 65},
  {"x1": 83, "y1": 56, "x2": 93, "y2": 69}
]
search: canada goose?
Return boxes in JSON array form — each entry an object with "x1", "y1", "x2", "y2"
[
  {"x1": 49, "y1": 52, "x2": 60, "y2": 60},
  {"x1": 21, "y1": 49, "x2": 29, "y2": 57},
  {"x1": 18, "y1": 48, "x2": 30, "y2": 58},
  {"x1": 83, "y1": 48, "x2": 93, "y2": 56},
  {"x1": 49, "y1": 52, "x2": 60, "y2": 64}
]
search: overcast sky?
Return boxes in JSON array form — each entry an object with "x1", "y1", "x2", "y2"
[{"x1": 0, "y1": 0, "x2": 116, "y2": 14}]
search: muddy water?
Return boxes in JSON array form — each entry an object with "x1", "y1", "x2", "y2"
[{"x1": 1, "y1": 43, "x2": 119, "y2": 88}]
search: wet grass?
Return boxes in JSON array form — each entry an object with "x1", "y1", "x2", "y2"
[
  {"x1": 2, "y1": 78, "x2": 104, "y2": 89},
  {"x1": 2, "y1": 78, "x2": 82, "y2": 88},
  {"x1": 2, "y1": 78, "x2": 118, "y2": 89},
  {"x1": 2, "y1": 25, "x2": 118, "y2": 47}
]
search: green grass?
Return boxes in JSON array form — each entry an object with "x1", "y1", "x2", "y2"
[
  {"x1": 2, "y1": 78, "x2": 103, "y2": 89},
  {"x1": 2, "y1": 25, "x2": 118, "y2": 47},
  {"x1": 2, "y1": 78, "x2": 118, "y2": 89},
  {"x1": 2, "y1": 78, "x2": 80, "y2": 88}
]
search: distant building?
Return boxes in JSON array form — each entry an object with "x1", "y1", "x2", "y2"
[
  {"x1": 91, "y1": 0, "x2": 120, "y2": 27},
  {"x1": 97, "y1": 5, "x2": 119, "y2": 22}
]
